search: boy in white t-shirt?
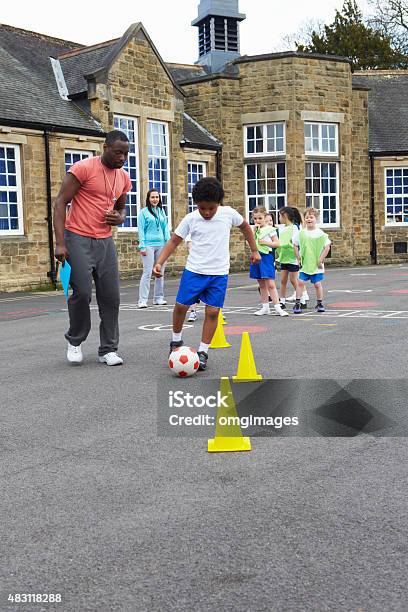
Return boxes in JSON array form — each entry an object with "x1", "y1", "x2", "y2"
[{"x1": 153, "y1": 177, "x2": 260, "y2": 371}]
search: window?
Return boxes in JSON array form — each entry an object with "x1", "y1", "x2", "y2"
[
  {"x1": 114, "y1": 115, "x2": 139, "y2": 230},
  {"x1": 385, "y1": 168, "x2": 408, "y2": 225},
  {"x1": 304, "y1": 123, "x2": 338, "y2": 156},
  {"x1": 187, "y1": 162, "x2": 206, "y2": 213},
  {"x1": 245, "y1": 162, "x2": 286, "y2": 223},
  {"x1": 245, "y1": 123, "x2": 285, "y2": 156},
  {"x1": 64, "y1": 150, "x2": 91, "y2": 173},
  {"x1": 147, "y1": 121, "x2": 171, "y2": 222},
  {"x1": 0, "y1": 144, "x2": 23, "y2": 235},
  {"x1": 305, "y1": 162, "x2": 339, "y2": 226}
]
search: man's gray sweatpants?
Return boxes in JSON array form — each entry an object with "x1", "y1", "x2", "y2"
[{"x1": 64, "y1": 230, "x2": 120, "y2": 356}]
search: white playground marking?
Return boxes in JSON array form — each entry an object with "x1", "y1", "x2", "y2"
[
  {"x1": 349, "y1": 273, "x2": 377, "y2": 276},
  {"x1": 110, "y1": 304, "x2": 408, "y2": 320},
  {"x1": 138, "y1": 324, "x2": 193, "y2": 331},
  {"x1": 328, "y1": 289, "x2": 373, "y2": 293}
]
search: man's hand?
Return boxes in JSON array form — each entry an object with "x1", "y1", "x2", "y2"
[
  {"x1": 153, "y1": 263, "x2": 163, "y2": 278},
  {"x1": 251, "y1": 251, "x2": 261, "y2": 264},
  {"x1": 55, "y1": 243, "x2": 69, "y2": 263},
  {"x1": 105, "y1": 209, "x2": 124, "y2": 226}
]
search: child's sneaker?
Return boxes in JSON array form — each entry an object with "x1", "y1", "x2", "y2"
[
  {"x1": 303, "y1": 290, "x2": 310, "y2": 301},
  {"x1": 315, "y1": 303, "x2": 326, "y2": 313},
  {"x1": 286, "y1": 292, "x2": 296, "y2": 302},
  {"x1": 254, "y1": 306, "x2": 270, "y2": 316},
  {"x1": 187, "y1": 310, "x2": 197, "y2": 322},
  {"x1": 197, "y1": 351, "x2": 208, "y2": 371},
  {"x1": 274, "y1": 304, "x2": 289, "y2": 317},
  {"x1": 293, "y1": 301, "x2": 302, "y2": 314},
  {"x1": 279, "y1": 301, "x2": 286, "y2": 309},
  {"x1": 169, "y1": 340, "x2": 184, "y2": 355},
  {"x1": 300, "y1": 302, "x2": 307, "y2": 310}
]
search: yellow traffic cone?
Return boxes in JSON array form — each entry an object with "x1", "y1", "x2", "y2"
[
  {"x1": 207, "y1": 377, "x2": 252, "y2": 452},
  {"x1": 232, "y1": 332, "x2": 263, "y2": 382},
  {"x1": 209, "y1": 311, "x2": 231, "y2": 349},
  {"x1": 220, "y1": 310, "x2": 227, "y2": 325}
]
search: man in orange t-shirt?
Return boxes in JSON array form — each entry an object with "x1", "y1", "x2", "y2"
[{"x1": 53, "y1": 130, "x2": 132, "y2": 366}]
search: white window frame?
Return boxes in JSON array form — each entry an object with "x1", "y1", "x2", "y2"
[
  {"x1": 64, "y1": 149, "x2": 92, "y2": 172},
  {"x1": 187, "y1": 161, "x2": 207, "y2": 213},
  {"x1": 147, "y1": 120, "x2": 171, "y2": 228},
  {"x1": 305, "y1": 161, "x2": 340, "y2": 228},
  {"x1": 304, "y1": 122, "x2": 339, "y2": 156},
  {"x1": 245, "y1": 161, "x2": 287, "y2": 223},
  {"x1": 0, "y1": 144, "x2": 24, "y2": 236},
  {"x1": 384, "y1": 167, "x2": 408, "y2": 226},
  {"x1": 244, "y1": 122, "x2": 286, "y2": 157},
  {"x1": 114, "y1": 114, "x2": 140, "y2": 232}
]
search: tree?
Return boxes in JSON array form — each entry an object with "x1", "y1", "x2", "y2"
[
  {"x1": 296, "y1": 0, "x2": 408, "y2": 70},
  {"x1": 367, "y1": 0, "x2": 408, "y2": 55}
]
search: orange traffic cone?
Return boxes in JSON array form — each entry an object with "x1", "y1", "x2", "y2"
[
  {"x1": 207, "y1": 377, "x2": 252, "y2": 452},
  {"x1": 232, "y1": 332, "x2": 262, "y2": 382}
]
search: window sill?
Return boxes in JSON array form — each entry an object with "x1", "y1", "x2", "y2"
[
  {"x1": 382, "y1": 225, "x2": 408, "y2": 230},
  {"x1": 0, "y1": 233, "x2": 26, "y2": 240}
]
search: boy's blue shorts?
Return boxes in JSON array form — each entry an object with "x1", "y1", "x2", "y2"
[
  {"x1": 299, "y1": 271, "x2": 324, "y2": 284},
  {"x1": 176, "y1": 269, "x2": 228, "y2": 308}
]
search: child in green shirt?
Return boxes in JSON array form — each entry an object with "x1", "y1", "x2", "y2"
[{"x1": 292, "y1": 208, "x2": 331, "y2": 313}]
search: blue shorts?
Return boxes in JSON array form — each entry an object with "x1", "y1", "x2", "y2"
[
  {"x1": 176, "y1": 269, "x2": 228, "y2": 308},
  {"x1": 250, "y1": 252, "x2": 276, "y2": 280},
  {"x1": 299, "y1": 272, "x2": 324, "y2": 284}
]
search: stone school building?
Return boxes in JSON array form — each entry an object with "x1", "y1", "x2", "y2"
[{"x1": 0, "y1": 0, "x2": 408, "y2": 291}]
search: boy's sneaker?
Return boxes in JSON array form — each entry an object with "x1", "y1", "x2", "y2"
[
  {"x1": 67, "y1": 343, "x2": 83, "y2": 364},
  {"x1": 293, "y1": 302, "x2": 302, "y2": 314},
  {"x1": 303, "y1": 291, "x2": 310, "y2": 301},
  {"x1": 153, "y1": 298, "x2": 167, "y2": 305},
  {"x1": 287, "y1": 292, "x2": 297, "y2": 302},
  {"x1": 187, "y1": 310, "x2": 197, "y2": 322},
  {"x1": 98, "y1": 352, "x2": 123, "y2": 366},
  {"x1": 300, "y1": 302, "x2": 308, "y2": 310},
  {"x1": 274, "y1": 305, "x2": 289, "y2": 317},
  {"x1": 279, "y1": 301, "x2": 286, "y2": 309},
  {"x1": 315, "y1": 303, "x2": 326, "y2": 313},
  {"x1": 138, "y1": 301, "x2": 148, "y2": 308},
  {"x1": 169, "y1": 340, "x2": 183, "y2": 355},
  {"x1": 197, "y1": 351, "x2": 208, "y2": 371}
]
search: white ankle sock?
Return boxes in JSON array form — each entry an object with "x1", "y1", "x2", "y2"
[
  {"x1": 172, "y1": 332, "x2": 182, "y2": 342},
  {"x1": 198, "y1": 342, "x2": 209, "y2": 353}
]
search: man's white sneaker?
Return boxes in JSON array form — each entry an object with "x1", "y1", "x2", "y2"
[
  {"x1": 138, "y1": 302, "x2": 148, "y2": 308},
  {"x1": 254, "y1": 307, "x2": 270, "y2": 316},
  {"x1": 153, "y1": 298, "x2": 167, "y2": 305},
  {"x1": 98, "y1": 352, "x2": 124, "y2": 366},
  {"x1": 67, "y1": 343, "x2": 83, "y2": 364},
  {"x1": 286, "y1": 292, "x2": 296, "y2": 302}
]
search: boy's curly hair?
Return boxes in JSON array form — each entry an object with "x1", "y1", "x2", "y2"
[{"x1": 192, "y1": 177, "x2": 224, "y2": 204}]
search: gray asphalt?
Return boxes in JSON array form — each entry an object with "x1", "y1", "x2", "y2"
[{"x1": 1, "y1": 265, "x2": 407, "y2": 611}]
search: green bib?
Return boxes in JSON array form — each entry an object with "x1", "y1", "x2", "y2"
[
  {"x1": 277, "y1": 225, "x2": 296, "y2": 264},
  {"x1": 298, "y1": 230, "x2": 328, "y2": 275},
  {"x1": 254, "y1": 226, "x2": 274, "y2": 254}
]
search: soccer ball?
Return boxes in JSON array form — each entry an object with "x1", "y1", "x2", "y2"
[{"x1": 168, "y1": 346, "x2": 199, "y2": 377}]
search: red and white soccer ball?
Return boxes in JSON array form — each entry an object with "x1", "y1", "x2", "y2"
[{"x1": 168, "y1": 346, "x2": 199, "y2": 377}]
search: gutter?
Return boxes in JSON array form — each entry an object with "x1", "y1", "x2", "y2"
[
  {"x1": 369, "y1": 153, "x2": 377, "y2": 264},
  {"x1": 0, "y1": 117, "x2": 103, "y2": 138}
]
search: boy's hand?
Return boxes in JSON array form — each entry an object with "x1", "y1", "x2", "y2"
[
  {"x1": 251, "y1": 251, "x2": 261, "y2": 264},
  {"x1": 153, "y1": 263, "x2": 163, "y2": 277},
  {"x1": 318, "y1": 259, "x2": 324, "y2": 269}
]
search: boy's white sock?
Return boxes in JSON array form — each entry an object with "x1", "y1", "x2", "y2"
[
  {"x1": 172, "y1": 332, "x2": 182, "y2": 342},
  {"x1": 198, "y1": 342, "x2": 209, "y2": 353}
]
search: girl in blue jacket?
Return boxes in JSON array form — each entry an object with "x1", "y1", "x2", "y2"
[{"x1": 138, "y1": 189, "x2": 170, "y2": 307}]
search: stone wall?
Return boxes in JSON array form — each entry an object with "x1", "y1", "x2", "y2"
[
  {"x1": 351, "y1": 88, "x2": 371, "y2": 265},
  {"x1": 373, "y1": 156, "x2": 408, "y2": 263}
]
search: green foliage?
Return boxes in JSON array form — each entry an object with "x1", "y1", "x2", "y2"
[{"x1": 297, "y1": 0, "x2": 408, "y2": 69}]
